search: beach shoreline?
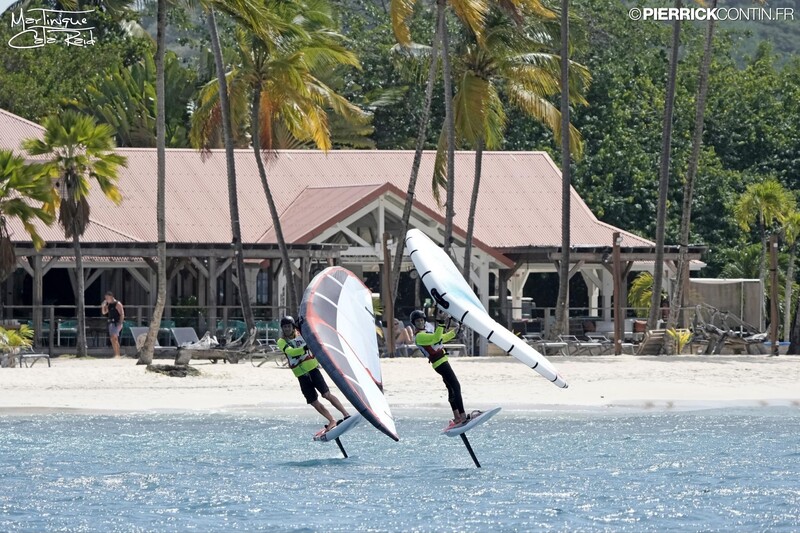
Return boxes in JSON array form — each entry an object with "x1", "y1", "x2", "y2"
[{"x1": 1, "y1": 355, "x2": 798, "y2": 416}]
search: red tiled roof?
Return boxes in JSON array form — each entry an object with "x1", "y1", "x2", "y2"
[
  {"x1": 257, "y1": 183, "x2": 385, "y2": 244},
  {"x1": 2, "y1": 108, "x2": 654, "y2": 253},
  {"x1": 259, "y1": 182, "x2": 514, "y2": 267}
]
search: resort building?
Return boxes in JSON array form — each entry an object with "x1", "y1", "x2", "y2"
[{"x1": 1, "y1": 108, "x2": 705, "y2": 353}]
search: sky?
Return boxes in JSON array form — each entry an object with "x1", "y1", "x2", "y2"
[{"x1": 0, "y1": 0, "x2": 16, "y2": 16}]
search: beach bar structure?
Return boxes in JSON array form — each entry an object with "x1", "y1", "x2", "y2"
[{"x1": 1, "y1": 108, "x2": 706, "y2": 353}]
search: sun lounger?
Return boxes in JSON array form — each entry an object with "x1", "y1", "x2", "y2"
[
  {"x1": 586, "y1": 333, "x2": 635, "y2": 355},
  {"x1": 443, "y1": 343, "x2": 467, "y2": 356},
  {"x1": 523, "y1": 334, "x2": 569, "y2": 355},
  {"x1": 18, "y1": 347, "x2": 50, "y2": 367},
  {"x1": 558, "y1": 335, "x2": 604, "y2": 356},
  {"x1": 250, "y1": 339, "x2": 283, "y2": 367},
  {"x1": 170, "y1": 327, "x2": 201, "y2": 347},
  {"x1": 129, "y1": 327, "x2": 174, "y2": 352}
]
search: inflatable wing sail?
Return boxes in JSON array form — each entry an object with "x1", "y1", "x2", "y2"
[
  {"x1": 405, "y1": 229, "x2": 569, "y2": 389},
  {"x1": 300, "y1": 267, "x2": 399, "y2": 441}
]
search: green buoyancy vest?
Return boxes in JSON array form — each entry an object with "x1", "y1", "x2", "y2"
[
  {"x1": 415, "y1": 324, "x2": 456, "y2": 369},
  {"x1": 277, "y1": 334, "x2": 319, "y2": 377}
]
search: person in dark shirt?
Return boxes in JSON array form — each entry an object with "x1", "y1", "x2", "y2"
[{"x1": 101, "y1": 291, "x2": 125, "y2": 358}]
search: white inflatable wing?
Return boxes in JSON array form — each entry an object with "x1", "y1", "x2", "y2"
[
  {"x1": 405, "y1": 229, "x2": 568, "y2": 389},
  {"x1": 300, "y1": 266, "x2": 399, "y2": 441}
]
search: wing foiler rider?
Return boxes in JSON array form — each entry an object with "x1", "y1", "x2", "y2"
[
  {"x1": 412, "y1": 310, "x2": 474, "y2": 430},
  {"x1": 278, "y1": 316, "x2": 350, "y2": 432}
]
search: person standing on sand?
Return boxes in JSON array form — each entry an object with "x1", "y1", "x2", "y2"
[
  {"x1": 410, "y1": 309, "x2": 469, "y2": 429},
  {"x1": 101, "y1": 291, "x2": 124, "y2": 358},
  {"x1": 277, "y1": 316, "x2": 349, "y2": 431}
]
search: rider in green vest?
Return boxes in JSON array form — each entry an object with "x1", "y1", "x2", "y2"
[
  {"x1": 278, "y1": 316, "x2": 349, "y2": 431},
  {"x1": 411, "y1": 310, "x2": 468, "y2": 429}
]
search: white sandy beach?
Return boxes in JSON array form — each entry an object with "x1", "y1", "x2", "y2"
[{"x1": 1, "y1": 354, "x2": 798, "y2": 415}]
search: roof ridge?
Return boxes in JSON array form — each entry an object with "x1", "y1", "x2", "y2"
[
  {"x1": 304, "y1": 183, "x2": 384, "y2": 190},
  {"x1": 87, "y1": 218, "x2": 142, "y2": 242},
  {"x1": 0, "y1": 108, "x2": 46, "y2": 131}
]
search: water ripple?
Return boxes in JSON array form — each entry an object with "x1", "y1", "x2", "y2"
[{"x1": 0, "y1": 409, "x2": 798, "y2": 532}]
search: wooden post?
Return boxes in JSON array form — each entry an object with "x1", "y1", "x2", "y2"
[
  {"x1": 613, "y1": 232, "x2": 622, "y2": 355},
  {"x1": 301, "y1": 254, "x2": 310, "y2": 298},
  {"x1": 48, "y1": 306, "x2": 55, "y2": 355},
  {"x1": 499, "y1": 269, "x2": 511, "y2": 330},
  {"x1": 382, "y1": 232, "x2": 395, "y2": 357},
  {"x1": 770, "y1": 234, "x2": 779, "y2": 356},
  {"x1": 208, "y1": 257, "x2": 217, "y2": 336},
  {"x1": 32, "y1": 255, "x2": 43, "y2": 348}
]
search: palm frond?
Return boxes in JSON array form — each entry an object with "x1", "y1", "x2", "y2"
[
  {"x1": 390, "y1": 0, "x2": 418, "y2": 45},
  {"x1": 507, "y1": 83, "x2": 583, "y2": 157},
  {"x1": 449, "y1": 0, "x2": 490, "y2": 41},
  {"x1": 454, "y1": 71, "x2": 490, "y2": 145}
]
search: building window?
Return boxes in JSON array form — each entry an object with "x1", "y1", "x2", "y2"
[{"x1": 256, "y1": 270, "x2": 269, "y2": 304}]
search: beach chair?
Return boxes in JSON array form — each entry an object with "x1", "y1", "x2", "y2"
[
  {"x1": 171, "y1": 327, "x2": 202, "y2": 347},
  {"x1": 250, "y1": 338, "x2": 283, "y2": 367},
  {"x1": 27, "y1": 320, "x2": 51, "y2": 346},
  {"x1": 57, "y1": 320, "x2": 77, "y2": 347},
  {"x1": 18, "y1": 346, "x2": 50, "y2": 367},
  {"x1": 585, "y1": 333, "x2": 635, "y2": 355},
  {"x1": 523, "y1": 333, "x2": 569, "y2": 356},
  {"x1": 443, "y1": 343, "x2": 468, "y2": 356},
  {"x1": 129, "y1": 327, "x2": 175, "y2": 355},
  {"x1": 558, "y1": 334, "x2": 604, "y2": 356}
]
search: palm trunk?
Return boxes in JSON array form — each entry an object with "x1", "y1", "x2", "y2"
[
  {"x1": 759, "y1": 218, "x2": 767, "y2": 331},
  {"x1": 73, "y1": 231, "x2": 87, "y2": 357},
  {"x1": 208, "y1": 8, "x2": 255, "y2": 336},
  {"x1": 440, "y1": 0, "x2": 456, "y2": 256},
  {"x1": 648, "y1": 3, "x2": 682, "y2": 330},
  {"x1": 251, "y1": 82, "x2": 298, "y2": 315},
  {"x1": 789, "y1": 285, "x2": 800, "y2": 354},
  {"x1": 391, "y1": 3, "x2": 442, "y2": 306},
  {"x1": 139, "y1": 0, "x2": 167, "y2": 365},
  {"x1": 553, "y1": 0, "x2": 571, "y2": 339},
  {"x1": 462, "y1": 137, "x2": 483, "y2": 279},
  {"x1": 782, "y1": 242, "x2": 796, "y2": 342},
  {"x1": 665, "y1": 1, "x2": 716, "y2": 352}
]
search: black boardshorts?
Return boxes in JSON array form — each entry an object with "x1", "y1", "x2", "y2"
[{"x1": 297, "y1": 368, "x2": 330, "y2": 404}]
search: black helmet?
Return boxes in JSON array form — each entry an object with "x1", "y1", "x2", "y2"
[
  {"x1": 280, "y1": 316, "x2": 296, "y2": 327},
  {"x1": 410, "y1": 310, "x2": 426, "y2": 323}
]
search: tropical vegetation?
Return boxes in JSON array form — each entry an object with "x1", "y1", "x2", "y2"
[{"x1": 2, "y1": 0, "x2": 800, "y2": 348}]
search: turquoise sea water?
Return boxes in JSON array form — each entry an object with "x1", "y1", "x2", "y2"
[{"x1": 1, "y1": 409, "x2": 799, "y2": 532}]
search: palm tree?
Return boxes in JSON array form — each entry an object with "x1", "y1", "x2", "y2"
[
  {"x1": 720, "y1": 243, "x2": 761, "y2": 279},
  {"x1": 0, "y1": 150, "x2": 56, "y2": 282},
  {"x1": 23, "y1": 111, "x2": 126, "y2": 358},
  {"x1": 781, "y1": 211, "x2": 800, "y2": 341},
  {"x1": 733, "y1": 178, "x2": 795, "y2": 331},
  {"x1": 190, "y1": 2, "x2": 364, "y2": 314},
  {"x1": 428, "y1": 8, "x2": 588, "y2": 279},
  {"x1": 137, "y1": 0, "x2": 168, "y2": 365},
  {"x1": 553, "y1": 0, "x2": 571, "y2": 338},
  {"x1": 665, "y1": 0, "x2": 718, "y2": 344},
  {"x1": 389, "y1": 0, "x2": 488, "y2": 297},
  {"x1": 647, "y1": 0, "x2": 682, "y2": 331},
  {"x1": 206, "y1": 6, "x2": 254, "y2": 335}
]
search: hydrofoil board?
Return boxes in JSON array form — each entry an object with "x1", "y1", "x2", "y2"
[
  {"x1": 443, "y1": 407, "x2": 501, "y2": 437},
  {"x1": 313, "y1": 413, "x2": 363, "y2": 442}
]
